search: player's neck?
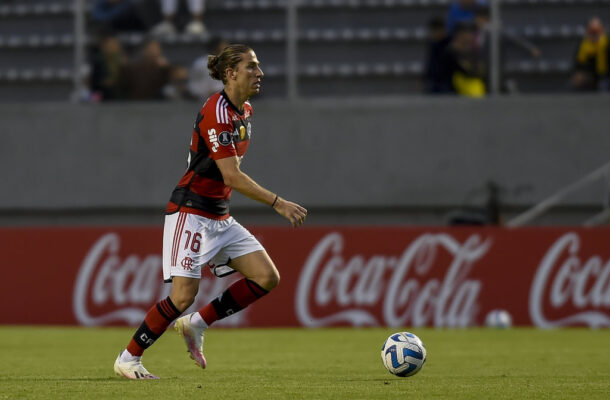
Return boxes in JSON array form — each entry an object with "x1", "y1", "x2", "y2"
[{"x1": 223, "y1": 86, "x2": 247, "y2": 112}]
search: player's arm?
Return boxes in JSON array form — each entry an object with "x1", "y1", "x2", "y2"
[{"x1": 216, "y1": 156, "x2": 307, "y2": 227}]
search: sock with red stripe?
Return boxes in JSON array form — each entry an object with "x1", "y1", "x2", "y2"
[
  {"x1": 197, "y1": 278, "x2": 268, "y2": 327},
  {"x1": 126, "y1": 296, "x2": 181, "y2": 356}
]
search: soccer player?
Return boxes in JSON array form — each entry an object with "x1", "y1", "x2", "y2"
[{"x1": 113, "y1": 44, "x2": 308, "y2": 379}]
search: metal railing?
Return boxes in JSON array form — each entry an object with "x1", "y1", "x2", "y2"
[
  {"x1": 506, "y1": 161, "x2": 610, "y2": 227},
  {"x1": 73, "y1": 0, "x2": 86, "y2": 101}
]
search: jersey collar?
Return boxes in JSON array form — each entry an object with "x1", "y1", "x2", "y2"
[{"x1": 220, "y1": 90, "x2": 245, "y2": 116}]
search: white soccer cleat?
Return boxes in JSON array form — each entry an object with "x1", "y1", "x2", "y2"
[
  {"x1": 174, "y1": 313, "x2": 207, "y2": 369},
  {"x1": 114, "y1": 352, "x2": 160, "y2": 380}
]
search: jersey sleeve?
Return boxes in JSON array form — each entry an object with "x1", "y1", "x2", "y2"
[{"x1": 199, "y1": 102, "x2": 237, "y2": 160}]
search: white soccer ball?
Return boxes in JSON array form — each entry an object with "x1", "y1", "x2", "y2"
[
  {"x1": 381, "y1": 332, "x2": 427, "y2": 377},
  {"x1": 485, "y1": 309, "x2": 513, "y2": 328}
]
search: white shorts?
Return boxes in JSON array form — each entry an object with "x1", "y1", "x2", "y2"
[{"x1": 162, "y1": 212, "x2": 264, "y2": 282}]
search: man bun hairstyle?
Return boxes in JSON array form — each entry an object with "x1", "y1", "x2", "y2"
[{"x1": 207, "y1": 43, "x2": 253, "y2": 84}]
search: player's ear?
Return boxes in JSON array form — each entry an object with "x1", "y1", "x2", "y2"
[{"x1": 226, "y1": 67, "x2": 237, "y2": 81}]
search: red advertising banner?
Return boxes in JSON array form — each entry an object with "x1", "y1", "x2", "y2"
[{"x1": 1, "y1": 226, "x2": 609, "y2": 328}]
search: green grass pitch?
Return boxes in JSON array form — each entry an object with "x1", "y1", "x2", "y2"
[{"x1": 0, "y1": 326, "x2": 608, "y2": 399}]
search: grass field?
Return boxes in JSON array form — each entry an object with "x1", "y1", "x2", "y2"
[{"x1": 0, "y1": 326, "x2": 608, "y2": 400}]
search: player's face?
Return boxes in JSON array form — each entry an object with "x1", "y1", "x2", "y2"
[{"x1": 234, "y1": 50, "x2": 264, "y2": 97}]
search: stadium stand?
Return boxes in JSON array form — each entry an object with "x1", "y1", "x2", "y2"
[{"x1": 0, "y1": 0, "x2": 609, "y2": 101}]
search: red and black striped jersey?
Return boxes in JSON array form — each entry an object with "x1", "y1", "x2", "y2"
[{"x1": 166, "y1": 90, "x2": 253, "y2": 219}]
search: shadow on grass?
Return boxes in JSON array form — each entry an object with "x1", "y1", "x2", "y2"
[
  {"x1": 0, "y1": 376, "x2": 189, "y2": 383},
  {"x1": 0, "y1": 377, "x2": 152, "y2": 382}
]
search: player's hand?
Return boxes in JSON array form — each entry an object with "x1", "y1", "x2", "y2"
[{"x1": 273, "y1": 197, "x2": 307, "y2": 227}]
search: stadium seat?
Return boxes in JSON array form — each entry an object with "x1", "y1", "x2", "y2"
[
  {"x1": 300, "y1": 61, "x2": 422, "y2": 78},
  {"x1": 0, "y1": 67, "x2": 71, "y2": 82},
  {"x1": 0, "y1": 0, "x2": 606, "y2": 100},
  {"x1": 505, "y1": 59, "x2": 572, "y2": 74},
  {"x1": 299, "y1": 27, "x2": 428, "y2": 42},
  {"x1": 0, "y1": 33, "x2": 78, "y2": 49},
  {"x1": 0, "y1": 2, "x2": 72, "y2": 17},
  {"x1": 218, "y1": 0, "x2": 284, "y2": 10}
]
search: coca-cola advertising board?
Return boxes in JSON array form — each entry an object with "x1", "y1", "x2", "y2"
[{"x1": 1, "y1": 226, "x2": 609, "y2": 328}]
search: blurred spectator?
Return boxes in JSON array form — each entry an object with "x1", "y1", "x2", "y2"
[
  {"x1": 423, "y1": 17, "x2": 451, "y2": 93},
  {"x1": 72, "y1": 64, "x2": 103, "y2": 103},
  {"x1": 89, "y1": 33, "x2": 128, "y2": 100},
  {"x1": 163, "y1": 65, "x2": 196, "y2": 100},
  {"x1": 570, "y1": 17, "x2": 609, "y2": 91},
  {"x1": 151, "y1": 0, "x2": 206, "y2": 36},
  {"x1": 90, "y1": 0, "x2": 146, "y2": 33},
  {"x1": 188, "y1": 36, "x2": 229, "y2": 99},
  {"x1": 438, "y1": 22, "x2": 487, "y2": 97},
  {"x1": 118, "y1": 38, "x2": 170, "y2": 100},
  {"x1": 446, "y1": 0, "x2": 487, "y2": 34}
]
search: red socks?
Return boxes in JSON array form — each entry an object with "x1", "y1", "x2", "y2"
[
  {"x1": 199, "y1": 278, "x2": 268, "y2": 326},
  {"x1": 125, "y1": 280, "x2": 268, "y2": 356},
  {"x1": 126, "y1": 296, "x2": 181, "y2": 356}
]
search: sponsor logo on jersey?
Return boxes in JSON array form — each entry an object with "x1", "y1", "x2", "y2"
[
  {"x1": 208, "y1": 129, "x2": 219, "y2": 152},
  {"x1": 218, "y1": 131, "x2": 233, "y2": 146}
]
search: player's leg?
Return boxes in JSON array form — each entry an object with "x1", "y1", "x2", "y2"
[
  {"x1": 114, "y1": 278, "x2": 198, "y2": 379},
  {"x1": 169, "y1": 276, "x2": 200, "y2": 311},
  {"x1": 192, "y1": 217, "x2": 278, "y2": 328},
  {"x1": 114, "y1": 212, "x2": 202, "y2": 379},
  {"x1": 175, "y1": 220, "x2": 275, "y2": 367},
  {"x1": 170, "y1": 276, "x2": 208, "y2": 368},
  {"x1": 195, "y1": 250, "x2": 278, "y2": 327},
  {"x1": 229, "y1": 249, "x2": 280, "y2": 291},
  {"x1": 175, "y1": 250, "x2": 277, "y2": 369}
]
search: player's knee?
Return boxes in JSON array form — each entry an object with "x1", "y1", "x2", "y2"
[
  {"x1": 169, "y1": 277, "x2": 200, "y2": 312},
  {"x1": 172, "y1": 294, "x2": 196, "y2": 312},
  {"x1": 262, "y1": 268, "x2": 280, "y2": 291},
  {"x1": 252, "y1": 268, "x2": 279, "y2": 292},
  {"x1": 170, "y1": 290, "x2": 197, "y2": 312}
]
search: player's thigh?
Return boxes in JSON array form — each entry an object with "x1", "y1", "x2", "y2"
[{"x1": 229, "y1": 250, "x2": 279, "y2": 291}]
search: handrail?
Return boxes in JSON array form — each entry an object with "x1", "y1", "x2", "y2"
[
  {"x1": 286, "y1": 0, "x2": 298, "y2": 101},
  {"x1": 584, "y1": 209, "x2": 610, "y2": 227},
  {"x1": 72, "y1": 0, "x2": 86, "y2": 102},
  {"x1": 506, "y1": 161, "x2": 610, "y2": 227}
]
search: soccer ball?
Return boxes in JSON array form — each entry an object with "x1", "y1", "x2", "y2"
[
  {"x1": 381, "y1": 332, "x2": 427, "y2": 377},
  {"x1": 485, "y1": 309, "x2": 513, "y2": 328}
]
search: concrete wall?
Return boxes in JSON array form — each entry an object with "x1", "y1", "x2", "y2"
[{"x1": 1, "y1": 95, "x2": 609, "y2": 217}]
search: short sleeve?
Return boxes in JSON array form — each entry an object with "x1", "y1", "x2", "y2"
[
  {"x1": 199, "y1": 98, "x2": 237, "y2": 160},
  {"x1": 203, "y1": 124, "x2": 237, "y2": 160}
]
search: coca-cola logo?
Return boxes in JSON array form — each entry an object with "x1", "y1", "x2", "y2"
[
  {"x1": 296, "y1": 232, "x2": 491, "y2": 328},
  {"x1": 529, "y1": 232, "x2": 610, "y2": 328},
  {"x1": 73, "y1": 233, "x2": 245, "y2": 326}
]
